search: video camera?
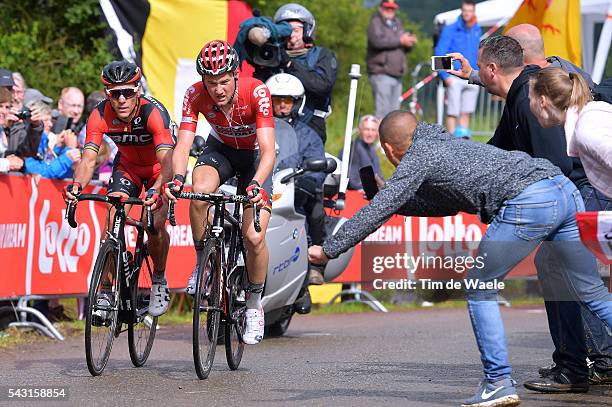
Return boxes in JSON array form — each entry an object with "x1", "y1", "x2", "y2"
[{"x1": 247, "y1": 40, "x2": 285, "y2": 69}]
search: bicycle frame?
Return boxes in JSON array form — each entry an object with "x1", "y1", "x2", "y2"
[
  {"x1": 168, "y1": 191, "x2": 256, "y2": 321},
  {"x1": 67, "y1": 195, "x2": 154, "y2": 325}
]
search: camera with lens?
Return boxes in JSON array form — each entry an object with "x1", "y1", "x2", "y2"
[
  {"x1": 16, "y1": 107, "x2": 32, "y2": 121},
  {"x1": 252, "y1": 42, "x2": 284, "y2": 68}
]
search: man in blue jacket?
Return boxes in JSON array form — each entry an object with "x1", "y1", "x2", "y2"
[
  {"x1": 24, "y1": 100, "x2": 80, "y2": 179},
  {"x1": 434, "y1": 0, "x2": 481, "y2": 138}
]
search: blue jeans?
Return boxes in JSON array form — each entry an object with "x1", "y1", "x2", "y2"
[
  {"x1": 465, "y1": 176, "x2": 612, "y2": 381},
  {"x1": 547, "y1": 184, "x2": 612, "y2": 375}
]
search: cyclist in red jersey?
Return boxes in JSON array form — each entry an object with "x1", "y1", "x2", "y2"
[
  {"x1": 165, "y1": 40, "x2": 275, "y2": 345},
  {"x1": 64, "y1": 60, "x2": 174, "y2": 317}
]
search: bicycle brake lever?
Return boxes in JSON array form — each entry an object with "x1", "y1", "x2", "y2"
[{"x1": 167, "y1": 200, "x2": 177, "y2": 227}]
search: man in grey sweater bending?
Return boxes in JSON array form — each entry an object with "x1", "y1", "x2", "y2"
[{"x1": 308, "y1": 111, "x2": 612, "y2": 407}]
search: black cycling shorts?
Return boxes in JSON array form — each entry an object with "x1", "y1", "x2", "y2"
[
  {"x1": 194, "y1": 136, "x2": 273, "y2": 211},
  {"x1": 108, "y1": 153, "x2": 157, "y2": 197}
]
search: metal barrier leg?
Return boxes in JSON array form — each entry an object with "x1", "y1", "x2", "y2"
[
  {"x1": 327, "y1": 283, "x2": 388, "y2": 313},
  {"x1": 497, "y1": 294, "x2": 511, "y2": 308},
  {"x1": 11, "y1": 297, "x2": 64, "y2": 341}
]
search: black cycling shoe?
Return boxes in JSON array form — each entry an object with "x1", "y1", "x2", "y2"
[
  {"x1": 590, "y1": 368, "x2": 612, "y2": 385},
  {"x1": 524, "y1": 370, "x2": 589, "y2": 393}
]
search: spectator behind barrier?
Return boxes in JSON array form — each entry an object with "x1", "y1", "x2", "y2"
[
  {"x1": 53, "y1": 87, "x2": 85, "y2": 149},
  {"x1": 367, "y1": 0, "x2": 417, "y2": 119},
  {"x1": 79, "y1": 90, "x2": 117, "y2": 166},
  {"x1": 0, "y1": 87, "x2": 23, "y2": 172},
  {"x1": 23, "y1": 100, "x2": 81, "y2": 179},
  {"x1": 339, "y1": 114, "x2": 384, "y2": 193},
  {"x1": 11, "y1": 72, "x2": 26, "y2": 110},
  {"x1": 4, "y1": 85, "x2": 47, "y2": 160},
  {"x1": 434, "y1": 0, "x2": 481, "y2": 138},
  {"x1": 529, "y1": 67, "x2": 612, "y2": 198}
]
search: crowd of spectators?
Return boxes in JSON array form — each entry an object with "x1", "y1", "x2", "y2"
[
  {"x1": 0, "y1": 68, "x2": 116, "y2": 322},
  {"x1": 0, "y1": 69, "x2": 114, "y2": 186}
]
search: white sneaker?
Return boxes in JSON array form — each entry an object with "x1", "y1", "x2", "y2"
[
  {"x1": 243, "y1": 307, "x2": 265, "y2": 345},
  {"x1": 185, "y1": 266, "x2": 198, "y2": 295}
]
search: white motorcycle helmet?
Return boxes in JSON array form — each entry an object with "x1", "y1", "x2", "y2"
[{"x1": 265, "y1": 73, "x2": 306, "y2": 119}]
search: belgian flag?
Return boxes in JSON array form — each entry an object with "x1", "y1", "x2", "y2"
[{"x1": 101, "y1": 0, "x2": 254, "y2": 121}]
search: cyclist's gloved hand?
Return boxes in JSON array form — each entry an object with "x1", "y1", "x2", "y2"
[
  {"x1": 246, "y1": 180, "x2": 268, "y2": 209},
  {"x1": 164, "y1": 174, "x2": 184, "y2": 201},
  {"x1": 145, "y1": 188, "x2": 163, "y2": 212},
  {"x1": 63, "y1": 181, "x2": 82, "y2": 203}
]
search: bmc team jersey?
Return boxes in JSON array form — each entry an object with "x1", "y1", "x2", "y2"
[
  {"x1": 84, "y1": 96, "x2": 174, "y2": 191},
  {"x1": 180, "y1": 76, "x2": 274, "y2": 150}
]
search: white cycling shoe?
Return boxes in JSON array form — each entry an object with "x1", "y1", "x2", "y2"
[
  {"x1": 185, "y1": 266, "x2": 198, "y2": 295},
  {"x1": 243, "y1": 307, "x2": 265, "y2": 345}
]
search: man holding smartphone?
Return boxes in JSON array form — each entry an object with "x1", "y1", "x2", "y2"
[{"x1": 434, "y1": 0, "x2": 481, "y2": 138}]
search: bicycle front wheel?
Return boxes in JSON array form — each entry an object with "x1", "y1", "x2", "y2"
[
  {"x1": 128, "y1": 250, "x2": 158, "y2": 367},
  {"x1": 225, "y1": 247, "x2": 247, "y2": 370},
  {"x1": 85, "y1": 241, "x2": 120, "y2": 376},
  {"x1": 193, "y1": 239, "x2": 222, "y2": 379}
]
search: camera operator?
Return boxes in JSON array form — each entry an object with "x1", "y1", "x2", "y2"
[{"x1": 244, "y1": 3, "x2": 338, "y2": 144}]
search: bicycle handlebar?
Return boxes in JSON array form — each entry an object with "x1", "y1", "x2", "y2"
[
  {"x1": 64, "y1": 194, "x2": 153, "y2": 231},
  {"x1": 167, "y1": 191, "x2": 261, "y2": 232}
]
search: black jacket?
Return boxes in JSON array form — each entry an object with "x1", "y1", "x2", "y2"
[
  {"x1": 4, "y1": 121, "x2": 44, "y2": 159},
  {"x1": 488, "y1": 65, "x2": 588, "y2": 186},
  {"x1": 254, "y1": 46, "x2": 338, "y2": 115}
]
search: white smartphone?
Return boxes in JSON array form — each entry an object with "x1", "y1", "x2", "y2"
[{"x1": 431, "y1": 56, "x2": 452, "y2": 71}]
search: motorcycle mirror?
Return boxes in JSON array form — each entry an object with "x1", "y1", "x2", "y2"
[
  {"x1": 302, "y1": 158, "x2": 327, "y2": 172},
  {"x1": 324, "y1": 157, "x2": 337, "y2": 173}
]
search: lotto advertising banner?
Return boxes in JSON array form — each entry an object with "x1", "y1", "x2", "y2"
[
  {"x1": 330, "y1": 190, "x2": 538, "y2": 284},
  {"x1": 0, "y1": 175, "x2": 195, "y2": 299}
]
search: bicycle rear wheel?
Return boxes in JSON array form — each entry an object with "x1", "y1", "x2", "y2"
[
  {"x1": 128, "y1": 250, "x2": 158, "y2": 367},
  {"x1": 225, "y1": 247, "x2": 247, "y2": 370},
  {"x1": 193, "y1": 239, "x2": 222, "y2": 379},
  {"x1": 85, "y1": 241, "x2": 120, "y2": 376}
]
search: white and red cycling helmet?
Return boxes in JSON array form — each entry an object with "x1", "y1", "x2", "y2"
[{"x1": 196, "y1": 40, "x2": 240, "y2": 76}]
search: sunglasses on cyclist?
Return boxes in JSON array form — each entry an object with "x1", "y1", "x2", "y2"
[{"x1": 106, "y1": 86, "x2": 139, "y2": 100}]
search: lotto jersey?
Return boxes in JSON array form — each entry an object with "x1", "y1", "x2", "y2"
[
  {"x1": 84, "y1": 95, "x2": 174, "y2": 167},
  {"x1": 180, "y1": 76, "x2": 274, "y2": 150}
]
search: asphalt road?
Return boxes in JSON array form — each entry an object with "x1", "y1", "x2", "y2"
[{"x1": 1, "y1": 306, "x2": 611, "y2": 406}]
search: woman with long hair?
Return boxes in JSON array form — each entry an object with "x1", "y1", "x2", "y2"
[{"x1": 529, "y1": 67, "x2": 611, "y2": 198}]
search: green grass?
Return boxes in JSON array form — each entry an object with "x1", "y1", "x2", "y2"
[{"x1": 312, "y1": 297, "x2": 544, "y2": 315}]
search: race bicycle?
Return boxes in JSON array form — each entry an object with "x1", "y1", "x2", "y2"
[
  {"x1": 65, "y1": 194, "x2": 157, "y2": 376},
  {"x1": 168, "y1": 187, "x2": 260, "y2": 379}
]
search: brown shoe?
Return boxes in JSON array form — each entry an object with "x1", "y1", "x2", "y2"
[{"x1": 308, "y1": 269, "x2": 324, "y2": 285}]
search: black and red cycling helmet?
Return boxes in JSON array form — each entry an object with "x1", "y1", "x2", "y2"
[
  {"x1": 100, "y1": 60, "x2": 142, "y2": 86},
  {"x1": 196, "y1": 40, "x2": 239, "y2": 76}
]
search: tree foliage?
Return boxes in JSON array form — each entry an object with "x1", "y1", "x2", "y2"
[
  {"x1": 0, "y1": 0, "x2": 112, "y2": 101},
  {"x1": 247, "y1": 0, "x2": 433, "y2": 153}
]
